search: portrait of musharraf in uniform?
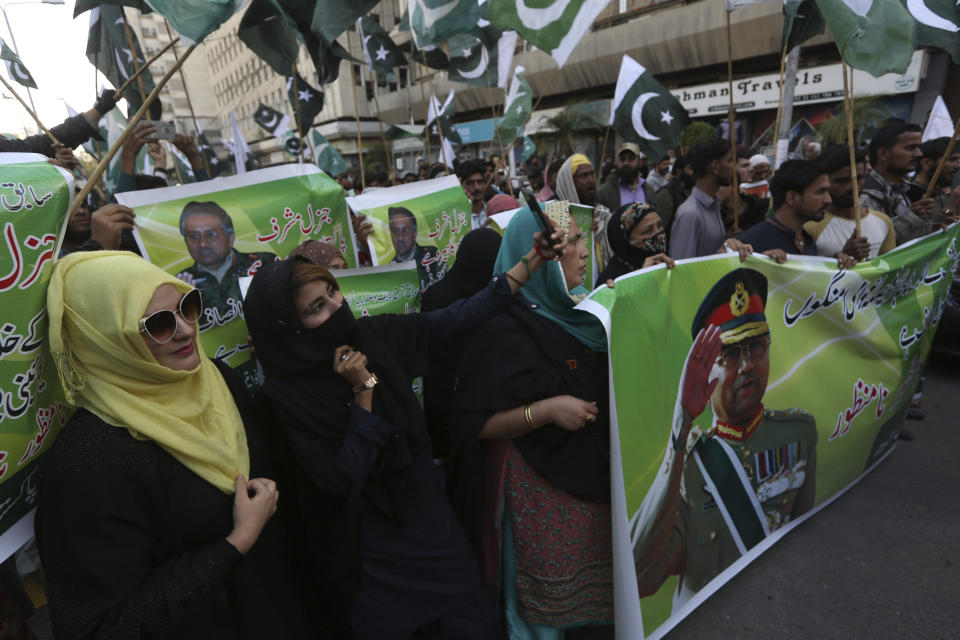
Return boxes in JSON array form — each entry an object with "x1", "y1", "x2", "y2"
[
  {"x1": 630, "y1": 267, "x2": 817, "y2": 609},
  {"x1": 175, "y1": 201, "x2": 277, "y2": 330}
]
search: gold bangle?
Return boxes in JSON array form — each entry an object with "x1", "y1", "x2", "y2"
[{"x1": 523, "y1": 403, "x2": 533, "y2": 429}]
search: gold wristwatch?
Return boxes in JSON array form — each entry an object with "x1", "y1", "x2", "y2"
[{"x1": 353, "y1": 373, "x2": 378, "y2": 393}]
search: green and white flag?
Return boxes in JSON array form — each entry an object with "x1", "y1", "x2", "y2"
[
  {"x1": 522, "y1": 135, "x2": 536, "y2": 162},
  {"x1": 286, "y1": 74, "x2": 324, "y2": 135},
  {"x1": 141, "y1": 0, "x2": 245, "y2": 44},
  {"x1": 447, "y1": 27, "x2": 517, "y2": 88},
  {"x1": 610, "y1": 55, "x2": 690, "y2": 160},
  {"x1": 281, "y1": 130, "x2": 303, "y2": 158},
  {"x1": 253, "y1": 103, "x2": 291, "y2": 138},
  {"x1": 238, "y1": 0, "x2": 300, "y2": 76},
  {"x1": 782, "y1": 0, "x2": 826, "y2": 54},
  {"x1": 226, "y1": 111, "x2": 252, "y2": 175},
  {"x1": 164, "y1": 140, "x2": 197, "y2": 184},
  {"x1": 73, "y1": 1, "x2": 153, "y2": 18},
  {"x1": 312, "y1": 0, "x2": 379, "y2": 44},
  {"x1": 427, "y1": 91, "x2": 462, "y2": 145},
  {"x1": 908, "y1": 0, "x2": 960, "y2": 64},
  {"x1": 408, "y1": 42, "x2": 450, "y2": 70},
  {"x1": 495, "y1": 66, "x2": 532, "y2": 144},
  {"x1": 86, "y1": 6, "x2": 161, "y2": 120},
  {"x1": 813, "y1": 0, "x2": 914, "y2": 77},
  {"x1": 194, "y1": 120, "x2": 222, "y2": 178},
  {"x1": 408, "y1": 0, "x2": 479, "y2": 50},
  {"x1": 0, "y1": 37, "x2": 36, "y2": 89},
  {"x1": 490, "y1": 0, "x2": 610, "y2": 67},
  {"x1": 357, "y1": 16, "x2": 406, "y2": 83},
  {"x1": 312, "y1": 129, "x2": 349, "y2": 177}
]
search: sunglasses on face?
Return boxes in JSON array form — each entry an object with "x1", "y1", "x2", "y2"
[{"x1": 139, "y1": 289, "x2": 203, "y2": 344}]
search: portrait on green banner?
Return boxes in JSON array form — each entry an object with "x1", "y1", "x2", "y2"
[
  {"x1": 579, "y1": 226, "x2": 959, "y2": 638},
  {"x1": 0, "y1": 155, "x2": 74, "y2": 552},
  {"x1": 117, "y1": 165, "x2": 354, "y2": 387},
  {"x1": 346, "y1": 175, "x2": 471, "y2": 293}
]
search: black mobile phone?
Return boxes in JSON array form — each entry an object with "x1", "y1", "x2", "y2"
[{"x1": 525, "y1": 193, "x2": 553, "y2": 232}]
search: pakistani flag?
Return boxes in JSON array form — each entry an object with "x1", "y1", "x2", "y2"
[
  {"x1": 226, "y1": 111, "x2": 253, "y2": 175},
  {"x1": 312, "y1": 0, "x2": 379, "y2": 44},
  {"x1": 281, "y1": 129, "x2": 303, "y2": 157},
  {"x1": 408, "y1": 0, "x2": 479, "y2": 50},
  {"x1": 86, "y1": 6, "x2": 162, "y2": 120},
  {"x1": 0, "y1": 37, "x2": 37, "y2": 89},
  {"x1": 253, "y1": 103, "x2": 291, "y2": 138},
  {"x1": 311, "y1": 129, "x2": 349, "y2": 177},
  {"x1": 287, "y1": 74, "x2": 324, "y2": 135},
  {"x1": 195, "y1": 120, "x2": 222, "y2": 177},
  {"x1": 138, "y1": 0, "x2": 245, "y2": 44},
  {"x1": 495, "y1": 66, "x2": 532, "y2": 144},
  {"x1": 489, "y1": 0, "x2": 610, "y2": 67},
  {"x1": 813, "y1": 0, "x2": 913, "y2": 77},
  {"x1": 357, "y1": 16, "x2": 406, "y2": 82},
  {"x1": 782, "y1": 0, "x2": 825, "y2": 54},
  {"x1": 238, "y1": 0, "x2": 300, "y2": 76},
  {"x1": 164, "y1": 140, "x2": 197, "y2": 184},
  {"x1": 447, "y1": 27, "x2": 516, "y2": 88},
  {"x1": 522, "y1": 135, "x2": 536, "y2": 162},
  {"x1": 610, "y1": 55, "x2": 690, "y2": 160},
  {"x1": 427, "y1": 91, "x2": 462, "y2": 144},
  {"x1": 908, "y1": 0, "x2": 960, "y2": 64},
  {"x1": 73, "y1": 1, "x2": 153, "y2": 18},
  {"x1": 97, "y1": 107, "x2": 146, "y2": 195},
  {"x1": 409, "y1": 42, "x2": 450, "y2": 69}
]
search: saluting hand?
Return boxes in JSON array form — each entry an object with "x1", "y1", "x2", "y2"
[{"x1": 679, "y1": 325, "x2": 723, "y2": 420}]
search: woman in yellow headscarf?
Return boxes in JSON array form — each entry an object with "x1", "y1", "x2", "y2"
[{"x1": 37, "y1": 251, "x2": 318, "y2": 640}]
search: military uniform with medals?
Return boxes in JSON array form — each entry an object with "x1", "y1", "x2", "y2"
[{"x1": 177, "y1": 249, "x2": 277, "y2": 331}]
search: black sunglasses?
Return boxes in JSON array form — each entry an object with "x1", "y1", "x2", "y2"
[{"x1": 138, "y1": 289, "x2": 203, "y2": 344}]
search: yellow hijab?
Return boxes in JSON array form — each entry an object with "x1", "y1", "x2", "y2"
[{"x1": 47, "y1": 252, "x2": 249, "y2": 494}]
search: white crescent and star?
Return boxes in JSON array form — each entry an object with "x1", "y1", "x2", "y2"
[
  {"x1": 258, "y1": 109, "x2": 279, "y2": 130},
  {"x1": 631, "y1": 92, "x2": 662, "y2": 141},
  {"x1": 455, "y1": 44, "x2": 489, "y2": 79},
  {"x1": 298, "y1": 89, "x2": 312, "y2": 102},
  {"x1": 375, "y1": 45, "x2": 390, "y2": 61},
  {"x1": 906, "y1": 0, "x2": 960, "y2": 31},
  {"x1": 6, "y1": 61, "x2": 33, "y2": 86},
  {"x1": 514, "y1": 0, "x2": 574, "y2": 30}
]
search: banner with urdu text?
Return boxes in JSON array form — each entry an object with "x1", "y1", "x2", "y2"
[
  {"x1": 118, "y1": 165, "x2": 354, "y2": 388},
  {"x1": 578, "y1": 225, "x2": 959, "y2": 640},
  {"x1": 0, "y1": 154, "x2": 73, "y2": 560}
]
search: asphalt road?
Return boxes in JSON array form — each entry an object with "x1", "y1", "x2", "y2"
[{"x1": 665, "y1": 353, "x2": 960, "y2": 640}]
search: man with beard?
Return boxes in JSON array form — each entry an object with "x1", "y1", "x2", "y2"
[
  {"x1": 671, "y1": 139, "x2": 740, "y2": 259},
  {"x1": 655, "y1": 155, "x2": 695, "y2": 237},
  {"x1": 388, "y1": 206, "x2": 444, "y2": 292},
  {"x1": 804, "y1": 145, "x2": 895, "y2": 261},
  {"x1": 631, "y1": 268, "x2": 818, "y2": 608},
  {"x1": 738, "y1": 160, "x2": 855, "y2": 268},
  {"x1": 906, "y1": 137, "x2": 960, "y2": 225},
  {"x1": 860, "y1": 122, "x2": 937, "y2": 244},
  {"x1": 59, "y1": 185, "x2": 137, "y2": 255},
  {"x1": 176, "y1": 201, "x2": 277, "y2": 325},
  {"x1": 456, "y1": 159, "x2": 489, "y2": 230},
  {"x1": 597, "y1": 143, "x2": 651, "y2": 213}
]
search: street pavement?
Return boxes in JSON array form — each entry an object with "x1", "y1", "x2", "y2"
[{"x1": 666, "y1": 353, "x2": 960, "y2": 640}]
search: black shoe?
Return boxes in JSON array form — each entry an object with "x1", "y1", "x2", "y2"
[
  {"x1": 898, "y1": 429, "x2": 915, "y2": 441},
  {"x1": 906, "y1": 407, "x2": 925, "y2": 421}
]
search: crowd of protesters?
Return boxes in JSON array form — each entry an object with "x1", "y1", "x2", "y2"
[{"x1": 1, "y1": 98, "x2": 957, "y2": 640}]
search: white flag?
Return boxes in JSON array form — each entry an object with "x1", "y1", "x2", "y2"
[
  {"x1": 923, "y1": 96, "x2": 954, "y2": 142},
  {"x1": 229, "y1": 111, "x2": 251, "y2": 175}
]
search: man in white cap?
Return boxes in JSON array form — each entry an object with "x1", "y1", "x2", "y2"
[{"x1": 740, "y1": 154, "x2": 771, "y2": 200}]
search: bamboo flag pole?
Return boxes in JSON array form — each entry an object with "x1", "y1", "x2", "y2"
[
  {"x1": 292, "y1": 63, "x2": 306, "y2": 164},
  {"x1": 0, "y1": 74, "x2": 59, "y2": 144},
  {"x1": 841, "y1": 61, "x2": 862, "y2": 237},
  {"x1": 120, "y1": 11, "x2": 149, "y2": 104},
  {"x1": 923, "y1": 119, "x2": 960, "y2": 199},
  {"x1": 418, "y1": 65, "x2": 432, "y2": 163},
  {"x1": 425, "y1": 74, "x2": 450, "y2": 175},
  {"x1": 163, "y1": 21, "x2": 210, "y2": 177},
  {"x1": 65, "y1": 45, "x2": 197, "y2": 223},
  {"x1": 371, "y1": 80, "x2": 394, "y2": 184},
  {"x1": 771, "y1": 42, "x2": 788, "y2": 169},
  {"x1": 487, "y1": 77, "x2": 516, "y2": 197},
  {"x1": 725, "y1": 8, "x2": 740, "y2": 231},
  {"x1": 350, "y1": 66, "x2": 367, "y2": 190},
  {"x1": 115, "y1": 38, "x2": 179, "y2": 96}
]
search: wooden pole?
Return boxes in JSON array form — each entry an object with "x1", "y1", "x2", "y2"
[
  {"x1": 488, "y1": 79, "x2": 515, "y2": 197},
  {"x1": 725, "y1": 8, "x2": 740, "y2": 232},
  {"x1": 163, "y1": 21, "x2": 210, "y2": 177},
  {"x1": 418, "y1": 65, "x2": 432, "y2": 164},
  {"x1": 120, "y1": 11, "x2": 149, "y2": 105},
  {"x1": 841, "y1": 61, "x2": 862, "y2": 237},
  {"x1": 771, "y1": 43, "x2": 788, "y2": 169},
  {"x1": 0, "y1": 74, "x2": 59, "y2": 144},
  {"x1": 600, "y1": 124, "x2": 611, "y2": 169},
  {"x1": 291, "y1": 63, "x2": 306, "y2": 163},
  {"x1": 115, "y1": 38, "x2": 179, "y2": 96},
  {"x1": 371, "y1": 80, "x2": 394, "y2": 184},
  {"x1": 426, "y1": 75, "x2": 450, "y2": 175},
  {"x1": 64, "y1": 45, "x2": 197, "y2": 223},
  {"x1": 350, "y1": 65, "x2": 367, "y2": 190}
]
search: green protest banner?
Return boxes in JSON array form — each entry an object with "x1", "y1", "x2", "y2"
[
  {"x1": 117, "y1": 165, "x2": 354, "y2": 388},
  {"x1": 346, "y1": 175, "x2": 471, "y2": 293},
  {"x1": 0, "y1": 154, "x2": 73, "y2": 558},
  {"x1": 578, "y1": 226, "x2": 959, "y2": 638}
]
